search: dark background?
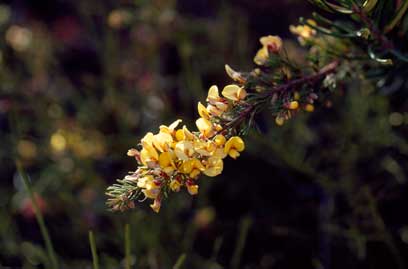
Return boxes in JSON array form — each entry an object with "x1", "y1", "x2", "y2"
[{"x1": 1, "y1": 0, "x2": 408, "y2": 268}]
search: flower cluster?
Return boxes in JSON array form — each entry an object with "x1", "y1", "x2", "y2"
[
  {"x1": 107, "y1": 19, "x2": 343, "y2": 213},
  {"x1": 107, "y1": 85, "x2": 246, "y2": 212}
]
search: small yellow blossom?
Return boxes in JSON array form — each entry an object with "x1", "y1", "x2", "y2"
[
  {"x1": 150, "y1": 199, "x2": 161, "y2": 213},
  {"x1": 170, "y1": 180, "x2": 181, "y2": 192},
  {"x1": 187, "y1": 184, "x2": 199, "y2": 195},
  {"x1": 196, "y1": 117, "x2": 214, "y2": 137},
  {"x1": 222, "y1": 85, "x2": 247, "y2": 101},
  {"x1": 207, "y1": 85, "x2": 221, "y2": 103},
  {"x1": 153, "y1": 132, "x2": 173, "y2": 152},
  {"x1": 288, "y1": 101, "x2": 299, "y2": 110},
  {"x1": 305, "y1": 104, "x2": 315, "y2": 112},
  {"x1": 214, "y1": 135, "x2": 226, "y2": 146},
  {"x1": 275, "y1": 116, "x2": 285, "y2": 126},
  {"x1": 159, "y1": 119, "x2": 182, "y2": 135},
  {"x1": 224, "y1": 136, "x2": 245, "y2": 159},
  {"x1": 203, "y1": 157, "x2": 224, "y2": 177},
  {"x1": 290, "y1": 20, "x2": 317, "y2": 45},
  {"x1": 198, "y1": 102, "x2": 210, "y2": 119},
  {"x1": 254, "y1": 35, "x2": 283, "y2": 65},
  {"x1": 158, "y1": 152, "x2": 176, "y2": 174},
  {"x1": 174, "y1": 140, "x2": 194, "y2": 160}
]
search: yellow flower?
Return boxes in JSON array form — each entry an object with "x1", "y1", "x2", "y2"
[
  {"x1": 198, "y1": 102, "x2": 210, "y2": 119},
  {"x1": 137, "y1": 175, "x2": 154, "y2": 189},
  {"x1": 288, "y1": 101, "x2": 299, "y2": 110},
  {"x1": 213, "y1": 134, "x2": 226, "y2": 147},
  {"x1": 137, "y1": 175, "x2": 160, "y2": 199},
  {"x1": 140, "y1": 134, "x2": 159, "y2": 166},
  {"x1": 153, "y1": 132, "x2": 173, "y2": 152},
  {"x1": 225, "y1": 64, "x2": 245, "y2": 83},
  {"x1": 194, "y1": 140, "x2": 216, "y2": 156},
  {"x1": 224, "y1": 136, "x2": 245, "y2": 159},
  {"x1": 169, "y1": 179, "x2": 181, "y2": 192},
  {"x1": 196, "y1": 117, "x2": 214, "y2": 137},
  {"x1": 290, "y1": 20, "x2": 316, "y2": 45},
  {"x1": 222, "y1": 85, "x2": 247, "y2": 101},
  {"x1": 305, "y1": 104, "x2": 314, "y2": 112},
  {"x1": 187, "y1": 184, "x2": 199, "y2": 195},
  {"x1": 254, "y1": 35, "x2": 282, "y2": 65},
  {"x1": 203, "y1": 157, "x2": 224, "y2": 177},
  {"x1": 179, "y1": 158, "x2": 205, "y2": 178},
  {"x1": 275, "y1": 116, "x2": 285, "y2": 126},
  {"x1": 175, "y1": 129, "x2": 185, "y2": 141},
  {"x1": 174, "y1": 140, "x2": 195, "y2": 160},
  {"x1": 260, "y1": 35, "x2": 282, "y2": 52},
  {"x1": 159, "y1": 119, "x2": 182, "y2": 135},
  {"x1": 150, "y1": 198, "x2": 161, "y2": 213},
  {"x1": 182, "y1": 125, "x2": 195, "y2": 140},
  {"x1": 207, "y1": 85, "x2": 221, "y2": 103},
  {"x1": 159, "y1": 152, "x2": 176, "y2": 174}
]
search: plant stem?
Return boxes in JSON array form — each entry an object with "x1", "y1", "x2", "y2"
[
  {"x1": 16, "y1": 160, "x2": 59, "y2": 269},
  {"x1": 223, "y1": 60, "x2": 339, "y2": 131},
  {"x1": 89, "y1": 230, "x2": 100, "y2": 269},
  {"x1": 230, "y1": 216, "x2": 252, "y2": 269},
  {"x1": 173, "y1": 253, "x2": 186, "y2": 269},
  {"x1": 124, "y1": 223, "x2": 132, "y2": 269}
]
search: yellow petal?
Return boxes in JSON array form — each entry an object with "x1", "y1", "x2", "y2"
[
  {"x1": 214, "y1": 135, "x2": 226, "y2": 146},
  {"x1": 198, "y1": 102, "x2": 210, "y2": 119},
  {"x1": 305, "y1": 104, "x2": 314, "y2": 112},
  {"x1": 187, "y1": 184, "x2": 199, "y2": 195},
  {"x1": 150, "y1": 199, "x2": 161, "y2": 213},
  {"x1": 169, "y1": 119, "x2": 182, "y2": 130},
  {"x1": 159, "y1": 152, "x2": 175, "y2": 170},
  {"x1": 175, "y1": 129, "x2": 185, "y2": 141},
  {"x1": 288, "y1": 101, "x2": 299, "y2": 110},
  {"x1": 141, "y1": 143, "x2": 158, "y2": 161},
  {"x1": 275, "y1": 116, "x2": 285, "y2": 126},
  {"x1": 143, "y1": 188, "x2": 159, "y2": 199},
  {"x1": 170, "y1": 180, "x2": 181, "y2": 192},
  {"x1": 260, "y1": 35, "x2": 282, "y2": 53},
  {"x1": 207, "y1": 85, "x2": 220, "y2": 103},
  {"x1": 190, "y1": 169, "x2": 201, "y2": 178},
  {"x1": 222, "y1": 85, "x2": 246, "y2": 101},
  {"x1": 153, "y1": 132, "x2": 173, "y2": 152},
  {"x1": 254, "y1": 47, "x2": 268, "y2": 65},
  {"x1": 228, "y1": 149, "x2": 240, "y2": 159},
  {"x1": 203, "y1": 157, "x2": 223, "y2": 177},
  {"x1": 196, "y1": 117, "x2": 213, "y2": 136},
  {"x1": 175, "y1": 141, "x2": 194, "y2": 160},
  {"x1": 224, "y1": 136, "x2": 245, "y2": 154},
  {"x1": 183, "y1": 125, "x2": 195, "y2": 140},
  {"x1": 179, "y1": 160, "x2": 193, "y2": 174}
]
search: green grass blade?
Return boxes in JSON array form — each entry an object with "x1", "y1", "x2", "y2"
[
  {"x1": 173, "y1": 253, "x2": 186, "y2": 269},
  {"x1": 16, "y1": 160, "x2": 59, "y2": 269},
  {"x1": 89, "y1": 230, "x2": 100, "y2": 269},
  {"x1": 230, "y1": 216, "x2": 252, "y2": 269}
]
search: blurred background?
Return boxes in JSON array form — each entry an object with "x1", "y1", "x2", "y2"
[{"x1": 2, "y1": 0, "x2": 408, "y2": 268}]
